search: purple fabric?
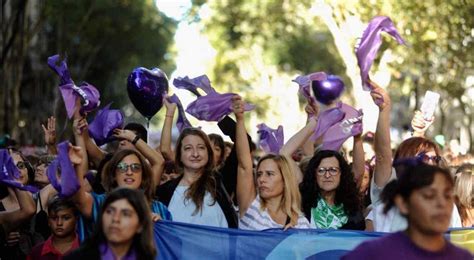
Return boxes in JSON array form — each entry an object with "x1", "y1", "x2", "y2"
[
  {"x1": 293, "y1": 72, "x2": 327, "y2": 103},
  {"x1": 186, "y1": 92, "x2": 255, "y2": 122},
  {"x1": 173, "y1": 75, "x2": 216, "y2": 96},
  {"x1": 46, "y1": 141, "x2": 80, "y2": 197},
  {"x1": 342, "y1": 231, "x2": 472, "y2": 260},
  {"x1": 0, "y1": 150, "x2": 39, "y2": 192},
  {"x1": 167, "y1": 94, "x2": 193, "y2": 132},
  {"x1": 257, "y1": 124, "x2": 284, "y2": 154},
  {"x1": 321, "y1": 103, "x2": 363, "y2": 151},
  {"x1": 356, "y1": 16, "x2": 405, "y2": 91},
  {"x1": 311, "y1": 102, "x2": 346, "y2": 141},
  {"x1": 48, "y1": 54, "x2": 101, "y2": 118},
  {"x1": 100, "y1": 243, "x2": 137, "y2": 260},
  {"x1": 88, "y1": 103, "x2": 124, "y2": 146}
]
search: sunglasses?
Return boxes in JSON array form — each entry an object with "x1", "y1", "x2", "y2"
[
  {"x1": 116, "y1": 162, "x2": 142, "y2": 173},
  {"x1": 16, "y1": 161, "x2": 27, "y2": 170},
  {"x1": 316, "y1": 167, "x2": 340, "y2": 176},
  {"x1": 417, "y1": 153, "x2": 442, "y2": 164}
]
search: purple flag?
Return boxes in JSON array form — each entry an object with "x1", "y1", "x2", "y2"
[
  {"x1": 0, "y1": 150, "x2": 39, "y2": 192},
  {"x1": 167, "y1": 94, "x2": 193, "y2": 133},
  {"x1": 293, "y1": 72, "x2": 327, "y2": 103},
  {"x1": 186, "y1": 92, "x2": 255, "y2": 122},
  {"x1": 321, "y1": 103, "x2": 363, "y2": 151},
  {"x1": 47, "y1": 141, "x2": 80, "y2": 197},
  {"x1": 173, "y1": 75, "x2": 216, "y2": 96},
  {"x1": 257, "y1": 124, "x2": 284, "y2": 154},
  {"x1": 356, "y1": 16, "x2": 405, "y2": 91},
  {"x1": 88, "y1": 103, "x2": 124, "y2": 146},
  {"x1": 48, "y1": 54, "x2": 101, "y2": 118},
  {"x1": 311, "y1": 102, "x2": 346, "y2": 141}
]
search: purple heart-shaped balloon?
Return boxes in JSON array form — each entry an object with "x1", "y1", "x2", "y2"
[
  {"x1": 311, "y1": 75, "x2": 345, "y2": 105},
  {"x1": 127, "y1": 67, "x2": 169, "y2": 119}
]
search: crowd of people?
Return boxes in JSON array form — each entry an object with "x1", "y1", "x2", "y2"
[{"x1": 0, "y1": 77, "x2": 472, "y2": 260}]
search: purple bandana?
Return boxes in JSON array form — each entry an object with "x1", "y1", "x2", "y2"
[
  {"x1": 0, "y1": 150, "x2": 38, "y2": 192},
  {"x1": 173, "y1": 75, "x2": 216, "y2": 96},
  {"x1": 100, "y1": 242, "x2": 137, "y2": 260},
  {"x1": 321, "y1": 103, "x2": 363, "y2": 151},
  {"x1": 311, "y1": 102, "x2": 346, "y2": 141},
  {"x1": 48, "y1": 54, "x2": 101, "y2": 118},
  {"x1": 46, "y1": 141, "x2": 80, "y2": 197},
  {"x1": 293, "y1": 72, "x2": 327, "y2": 103},
  {"x1": 257, "y1": 123, "x2": 284, "y2": 154},
  {"x1": 356, "y1": 16, "x2": 405, "y2": 91},
  {"x1": 167, "y1": 94, "x2": 193, "y2": 132},
  {"x1": 186, "y1": 92, "x2": 255, "y2": 122},
  {"x1": 88, "y1": 103, "x2": 124, "y2": 146}
]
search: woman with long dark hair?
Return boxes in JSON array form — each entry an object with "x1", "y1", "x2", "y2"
[
  {"x1": 65, "y1": 188, "x2": 156, "y2": 259},
  {"x1": 344, "y1": 164, "x2": 471, "y2": 259},
  {"x1": 300, "y1": 150, "x2": 364, "y2": 230}
]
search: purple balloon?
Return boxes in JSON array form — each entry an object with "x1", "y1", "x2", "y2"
[
  {"x1": 311, "y1": 75, "x2": 345, "y2": 105},
  {"x1": 127, "y1": 67, "x2": 169, "y2": 119}
]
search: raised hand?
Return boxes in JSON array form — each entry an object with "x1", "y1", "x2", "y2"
[
  {"x1": 42, "y1": 116, "x2": 57, "y2": 146},
  {"x1": 112, "y1": 128, "x2": 136, "y2": 142},
  {"x1": 232, "y1": 95, "x2": 245, "y2": 120},
  {"x1": 304, "y1": 100, "x2": 319, "y2": 118},
  {"x1": 68, "y1": 143, "x2": 83, "y2": 165},
  {"x1": 411, "y1": 110, "x2": 434, "y2": 137},
  {"x1": 72, "y1": 117, "x2": 88, "y2": 135},
  {"x1": 368, "y1": 79, "x2": 391, "y2": 111}
]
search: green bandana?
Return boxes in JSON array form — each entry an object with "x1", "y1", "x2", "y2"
[{"x1": 311, "y1": 198, "x2": 348, "y2": 229}]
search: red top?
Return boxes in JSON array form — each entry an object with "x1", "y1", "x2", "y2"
[{"x1": 27, "y1": 235, "x2": 80, "y2": 260}]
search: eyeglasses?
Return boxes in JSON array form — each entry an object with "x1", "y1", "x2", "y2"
[
  {"x1": 16, "y1": 161, "x2": 27, "y2": 170},
  {"x1": 417, "y1": 153, "x2": 442, "y2": 164},
  {"x1": 116, "y1": 162, "x2": 142, "y2": 173},
  {"x1": 316, "y1": 167, "x2": 340, "y2": 176}
]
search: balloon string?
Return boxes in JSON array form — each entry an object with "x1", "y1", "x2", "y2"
[{"x1": 146, "y1": 119, "x2": 150, "y2": 145}]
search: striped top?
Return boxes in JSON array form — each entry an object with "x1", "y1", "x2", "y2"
[{"x1": 239, "y1": 197, "x2": 311, "y2": 230}]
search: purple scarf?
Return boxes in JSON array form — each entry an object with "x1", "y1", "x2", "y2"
[
  {"x1": 173, "y1": 75, "x2": 216, "y2": 96},
  {"x1": 100, "y1": 242, "x2": 137, "y2": 260},
  {"x1": 167, "y1": 94, "x2": 193, "y2": 132},
  {"x1": 46, "y1": 141, "x2": 80, "y2": 197},
  {"x1": 257, "y1": 123, "x2": 284, "y2": 154},
  {"x1": 88, "y1": 103, "x2": 124, "y2": 146},
  {"x1": 48, "y1": 54, "x2": 101, "y2": 118},
  {"x1": 356, "y1": 16, "x2": 405, "y2": 91},
  {"x1": 293, "y1": 72, "x2": 327, "y2": 103},
  {"x1": 0, "y1": 150, "x2": 38, "y2": 192},
  {"x1": 186, "y1": 92, "x2": 255, "y2": 122},
  {"x1": 311, "y1": 102, "x2": 346, "y2": 141},
  {"x1": 321, "y1": 103, "x2": 363, "y2": 151}
]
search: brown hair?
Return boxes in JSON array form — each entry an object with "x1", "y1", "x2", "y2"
[
  {"x1": 175, "y1": 128, "x2": 217, "y2": 214},
  {"x1": 102, "y1": 149, "x2": 154, "y2": 202}
]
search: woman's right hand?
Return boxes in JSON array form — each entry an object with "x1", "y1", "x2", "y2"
[
  {"x1": 232, "y1": 95, "x2": 245, "y2": 120},
  {"x1": 72, "y1": 117, "x2": 88, "y2": 135},
  {"x1": 42, "y1": 116, "x2": 57, "y2": 146},
  {"x1": 164, "y1": 96, "x2": 177, "y2": 114}
]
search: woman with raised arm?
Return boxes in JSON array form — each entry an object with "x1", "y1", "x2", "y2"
[
  {"x1": 234, "y1": 96, "x2": 310, "y2": 230},
  {"x1": 71, "y1": 117, "x2": 171, "y2": 241}
]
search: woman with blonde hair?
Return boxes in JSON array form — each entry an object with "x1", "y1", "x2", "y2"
[
  {"x1": 454, "y1": 164, "x2": 474, "y2": 227},
  {"x1": 234, "y1": 96, "x2": 310, "y2": 230}
]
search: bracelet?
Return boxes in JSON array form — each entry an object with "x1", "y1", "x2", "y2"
[
  {"x1": 131, "y1": 135, "x2": 140, "y2": 145},
  {"x1": 165, "y1": 114, "x2": 173, "y2": 118}
]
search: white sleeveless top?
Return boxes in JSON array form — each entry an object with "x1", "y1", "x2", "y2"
[
  {"x1": 168, "y1": 185, "x2": 228, "y2": 228},
  {"x1": 239, "y1": 197, "x2": 311, "y2": 230}
]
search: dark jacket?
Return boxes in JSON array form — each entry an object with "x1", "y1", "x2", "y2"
[
  {"x1": 156, "y1": 175, "x2": 238, "y2": 228},
  {"x1": 63, "y1": 245, "x2": 100, "y2": 260}
]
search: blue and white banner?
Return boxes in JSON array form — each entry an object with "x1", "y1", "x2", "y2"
[{"x1": 154, "y1": 221, "x2": 474, "y2": 259}]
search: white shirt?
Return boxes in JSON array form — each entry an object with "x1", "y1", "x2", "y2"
[
  {"x1": 367, "y1": 167, "x2": 462, "y2": 232},
  {"x1": 168, "y1": 185, "x2": 228, "y2": 228}
]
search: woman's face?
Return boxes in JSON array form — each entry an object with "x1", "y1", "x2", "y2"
[
  {"x1": 180, "y1": 135, "x2": 209, "y2": 171},
  {"x1": 316, "y1": 157, "x2": 341, "y2": 193},
  {"x1": 115, "y1": 154, "x2": 143, "y2": 190},
  {"x1": 359, "y1": 168, "x2": 371, "y2": 193},
  {"x1": 102, "y1": 199, "x2": 141, "y2": 246},
  {"x1": 11, "y1": 153, "x2": 29, "y2": 185},
  {"x1": 257, "y1": 159, "x2": 284, "y2": 200},
  {"x1": 35, "y1": 163, "x2": 50, "y2": 185},
  {"x1": 211, "y1": 140, "x2": 222, "y2": 166},
  {"x1": 397, "y1": 173, "x2": 454, "y2": 235}
]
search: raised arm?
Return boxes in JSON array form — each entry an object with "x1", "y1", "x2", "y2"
[
  {"x1": 369, "y1": 79, "x2": 393, "y2": 187},
  {"x1": 159, "y1": 97, "x2": 177, "y2": 161},
  {"x1": 301, "y1": 102, "x2": 319, "y2": 156},
  {"x1": 71, "y1": 116, "x2": 94, "y2": 218},
  {"x1": 0, "y1": 188, "x2": 36, "y2": 234},
  {"x1": 234, "y1": 95, "x2": 256, "y2": 217},
  {"x1": 41, "y1": 116, "x2": 58, "y2": 155},
  {"x1": 352, "y1": 134, "x2": 365, "y2": 182}
]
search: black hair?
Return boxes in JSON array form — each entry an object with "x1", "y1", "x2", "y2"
[
  {"x1": 382, "y1": 163, "x2": 454, "y2": 214},
  {"x1": 124, "y1": 123, "x2": 147, "y2": 143},
  {"x1": 48, "y1": 196, "x2": 78, "y2": 216},
  {"x1": 300, "y1": 150, "x2": 361, "y2": 216},
  {"x1": 208, "y1": 133, "x2": 225, "y2": 167}
]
